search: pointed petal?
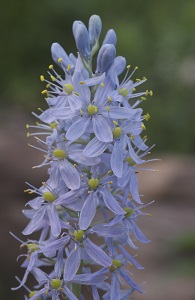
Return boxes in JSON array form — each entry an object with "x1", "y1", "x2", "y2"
[
  {"x1": 130, "y1": 172, "x2": 142, "y2": 204},
  {"x1": 69, "y1": 149, "x2": 101, "y2": 165},
  {"x1": 83, "y1": 137, "x2": 108, "y2": 157},
  {"x1": 59, "y1": 160, "x2": 80, "y2": 190},
  {"x1": 47, "y1": 205, "x2": 61, "y2": 237},
  {"x1": 64, "y1": 247, "x2": 81, "y2": 281},
  {"x1": 50, "y1": 107, "x2": 77, "y2": 119},
  {"x1": 102, "y1": 107, "x2": 141, "y2": 120},
  {"x1": 110, "y1": 272, "x2": 120, "y2": 300},
  {"x1": 66, "y1": 117, "x2": 90, "y2": 141},
  {"x1": 111, "y1": 142, "x2": 123, "y2": 178},
  {"x1": 79, "y1": 192, "x2": 98, "y2": 230},
  {"x1": 67, "y1": 94, "x2": 82, "y2": 111},
  {"x1": 92, "y1": 115, "x2": 113, "y2": 142},
  {"x1": 130, "y1": 220, "x2": 150, "y2": 243},
  {"x1": 22, "y1": 207, "x2": 46, "y2": 235},
  {"x1": 83, "y1": 238, "x2": 112, "y2": 267},
  {"x1": 99, "y1": 187, "x2": 125, "y2": 215}
]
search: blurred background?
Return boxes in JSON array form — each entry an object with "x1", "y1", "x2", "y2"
[{"x1": 1, "y1": 0, "x2": 195, "y2": 299}]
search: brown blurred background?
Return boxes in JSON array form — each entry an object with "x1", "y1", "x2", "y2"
[{"x1": 1, "y1": 0, "x2": 195, "y2": 299}]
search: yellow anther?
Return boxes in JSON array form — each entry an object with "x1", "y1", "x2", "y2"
[
  {"x1": 50, "y1": 75, "x2": 55, "y2": 82},
  {"x1": 27, "y1": 243, "x2": 39, "y2": 252},
  {"x1": 58, "y1": 57, "x2": 63, "y2": 63},
  {"x1": 135, "y1": 66, "x2": 138, "y2": 70},
  {"x1": 100, "y1": 83, "x2": 104, "y2": 87},
  {"x1": 64, "y1": 83, "x2": 74, "y2": 95},
  {"x1": 74, "y1": 230, "x2": 85, "y2": 241},
  {"x1": 125, "y1": 157, "x2": 136, "y2": 166},
  {"x1": 49, "y1": 64, "x2": 54, "y2": 69},
  {"x1": 26, "y1": 124, "x2": 29, "y2": 129},
  {"x1": 41, "y1": 90, "x2": 48, "y2": 95},
  {"x1": 143, "y1": 76, "x2": 147, "y2": 80},
  {"x1": 27, "y1": 132, "x2": 30, "y2": 137},
  {"x1": 144, "y1": 113, "x2": 150, "y2": 121},
  {"x1": 113, "y1": 121, "x2": 118, "y2": 125},
  {"x1": 108, "y1": 181, "x2": 113, "y2": 184},
  {"x1": 110, "y1": 259, "x2": 122, "y2": 271},
  {"x1": 80, "y1": 109, "x2": 83, "y2": 115},
  {"x1": 79, "y1": 81, "x2": 85, "y2": 84},
  {"x1": 43, "y1": 191, "x2": 56, "y2": 202},
  {"x1": 149, "y1": 90, "x2": 153, "y2": 96},
  {"x1": 141, "y1": 124, "x2": 146, "y2": 130},
  {"x1": 126, "y1": 65, "x2": 131, "y2": 69},
  {"x1": 136, "y1": 78, "x2": 141, "y2": 82},
  {"x1": 74, "y1": 92, "x2": 79, "y2": 96},
  {"x1": 106, "y1": 106, "x2": 110, "y2": 112},
  {"x1": 87, "y1": 104, "x2": 98, "y2": 115},
  {"x1": 123, "y1": 207, "x2": 134, "y2": 216},
  {"x1": 73, "y1": 164, "x2": 77, "y2": 167},
  {"x1": 141, "y1": 97, "x2": 147, "y2": 101},
  {"x1": 46, "y1": 83, "x2": 50, "y2": 88},
  {"x1": 130, "y1": 134, "x2": 134, "y2": 140},
  {"x1": 40, "y1": 75, "x2": 44, "y2": 82},
  {"x1": 50, "y1": 279, "x2": 62, "y2": 290},
  {"x1": 108, "y1": 96, "x2": 112, "y2": 102},
  {"x1": 113, "y1": 126, "x2": 122, "y2": 139},
  {"x1": 88, "y1": 178, "x2": 99, "y2": 190},
  {"x1": 145, "y1": 90, "x2": 149, "y2": 96},
  {"x1": 118, "y1": 88, "x2": 129, "y2": 97},
  {"x1": 50, "y1": 122, "x2": 57, "y2": 129},
  {"x1": 53, "y1": 149, "x2": 66, "y2": 159},
  {"x1": 67, "y1": 64, "x2": 71, "y2": 71},
  {"x1": 29, "y1": 291, "x2": 41, "y2": 300},
  {"x1": 132, "y1": 87, "x2": 136, "y2": 92}
]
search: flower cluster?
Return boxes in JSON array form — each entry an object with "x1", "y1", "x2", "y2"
[{"x1": 12, "y1": 15, "x2": 155, "y2": 300}]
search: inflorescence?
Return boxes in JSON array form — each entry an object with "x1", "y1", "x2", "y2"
[{"x1": 12, "y1": 14, "x2": 155, "y2": 300}]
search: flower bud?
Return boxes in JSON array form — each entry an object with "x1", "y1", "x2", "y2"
[
  {"x1": 102, "y1": 29, "x2": 117, "y2": 46},
  {"x1": 88, "y1": 15, "x2": 102, "y2": 46},
  {"x1": 73, "y1": 20, "x2": 90, "y2": 61},
  {"x1": 96, "y1": 44, "x2": 116, "y2": 74}
]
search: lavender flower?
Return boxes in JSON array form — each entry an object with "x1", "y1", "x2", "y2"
[{"x1": 12, "y1": 14, "x2": 155, "y2": 300}]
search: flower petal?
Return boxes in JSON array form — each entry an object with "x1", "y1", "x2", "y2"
[
  {"x1": 66, "y1": 117, "x2": 90, "y2": 141},
  {"x1": 59, "y1": 160, "x2": 80, "y2": 190},
  {"x1": 92, "y1": 115, "x2": 113, "y2": 142},
  {"x1": 111, "y1": 142, "x2": 123, "y2": 178},
  {"x1": 83, "y1": 137, "x2": 108, "y2": 157},
  {"x1": 99, "y1": 187, "x2": 125, "y2": 215},
  {"x1": 79, "y1": 192, "x2": 98, "y2": 230},
  {"x1": 64, "y1": 247, "x2": 81, "y2": 281},
  {"x1": 83, "y1": 238, "x2": 112, "y2": 267}
]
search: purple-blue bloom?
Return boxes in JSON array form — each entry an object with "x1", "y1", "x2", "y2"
[{"x1": 12, "y1": 14, "x2": 155, "y2": 300}]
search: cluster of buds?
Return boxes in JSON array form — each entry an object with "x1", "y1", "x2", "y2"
[{"x1": 12, "y1": 15, "x2": 155, "y2": 300}]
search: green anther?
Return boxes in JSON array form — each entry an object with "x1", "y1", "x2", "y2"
[
  {"x1": 43, "y1": 191, "x2": 56, "y2": 202},
  {"x1": 27, "y1": 243, "x2": 39, "y2": 252},
  {"x1": 113, "y1": 126, "x2": 122, "y2": 139},
  {"x1": 74, "y1": 229, "x2": 85, "y2": 241},
  {"x1": 88, "y1": 178, "x2": 99, "y2": 189},
  {"x1": 110, "y1": 259, "x2": 122, "y2": 271},
  {"x1": 29, "y1": 291, "x2": 41, "y2": 299},
  {"x1": 118, "y1": 88, "x2": 129, "y2": 97},
  {"x1": 123, "y1": 207, "x2": 134, "y2": 217},
  {"x1": 125, "y1": 157, "x2": 136, "y2": 166},
  {"x1": 87, "y1": 104, "x2": 98, "y2": 115},
  {"x1": 53, "y1": 149, "x2": 66, "y2": 159},
  {"x1": 63, "y1": 83, "x2": 74, "y2": 94},
  {"x1": 50, "y1": 279, "x2": 62, "y2": 289}
]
